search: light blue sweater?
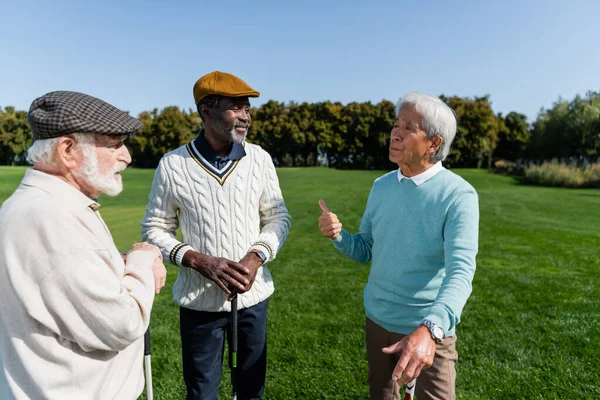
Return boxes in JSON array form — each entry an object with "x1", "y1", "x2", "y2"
[{"x1": 333, "y1": 169, "x2": 479, "y2": 336}]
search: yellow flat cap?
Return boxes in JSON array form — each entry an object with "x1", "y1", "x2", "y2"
[{"x1": 193, "y1": 71, "x2": 260, "y2": 105}]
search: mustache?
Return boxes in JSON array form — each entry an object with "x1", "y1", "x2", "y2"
[
  {"x1": 234, "y1": 120, "x2": 250, "y2": 128},
  {"x1": 113, "y1": 162, "x2": 128, "y2": 173}
]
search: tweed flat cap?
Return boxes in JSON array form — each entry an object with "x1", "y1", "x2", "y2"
[
  {"x1": 193, "y1": 71, "x2": 260, "y2": 105},
  {"x1": 28, "y1": 91, "x2": 143, "y2": 140}
]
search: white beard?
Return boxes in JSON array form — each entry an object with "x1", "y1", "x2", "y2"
[
  {"x1": 229, "y1": 121, "x2": 250, "y2": 143},
  {"x1": 74, "y1": 144, "x2": 126, "y2": 197}
]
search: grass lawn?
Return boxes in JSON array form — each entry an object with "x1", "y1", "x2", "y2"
[{"x1": 1, "y1": 166, "x2": 599, "y2": 399}]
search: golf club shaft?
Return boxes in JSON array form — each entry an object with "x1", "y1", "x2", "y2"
[
  {"x1": 144, "y1": 328, "x2": 153, "y2": 400},
  {"x1": 231, "y1": 295, "x2": 238, "y2": 400}
]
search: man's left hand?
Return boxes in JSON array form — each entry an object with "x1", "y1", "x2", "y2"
[
  {"x1": 227, "y1": 252, "x2": 262, "y2": 301},
  {"x1": 381, "y1": 325, "x2": 436, "y2": 385},
  {"x1": 122, "y1": 247, "x2": 167, "y2": 294}
]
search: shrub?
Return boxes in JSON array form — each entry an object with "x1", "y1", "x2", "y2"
[
  {"x1": 493, "y1": 159, "x2": 525, "y2": 175},
  {"x1": 524, "y1": 162, "x2": 600, "y2": 188}
]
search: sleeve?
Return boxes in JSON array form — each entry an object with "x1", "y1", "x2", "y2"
[
  {"x1": 249, "y1": 153, "x2": 291, "y2": 262},
  {"x1": 425, "y1": 189, "x2": 479, "y2": 334},
  {"x1": 331, "y1": 187, "x2": 375, "y2": 264},
  {"x1": 32, "y1": 223, "x2": 157, "y2": 352},
  {"x1": 141, "y1": 157, "x2": 193, "y2": 266}
]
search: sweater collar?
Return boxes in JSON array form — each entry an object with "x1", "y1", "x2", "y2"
[{"x1": 193, "y1": 129, "x2": 246, "y2": 163}]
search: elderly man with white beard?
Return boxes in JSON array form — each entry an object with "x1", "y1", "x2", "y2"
[{"x1": 0, "y1": 91, "x2": 167, "y2": 400}]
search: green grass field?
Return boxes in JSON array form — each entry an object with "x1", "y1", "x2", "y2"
[{"x1": 1, "y1": 166, "x2": 599, "y2": 399}]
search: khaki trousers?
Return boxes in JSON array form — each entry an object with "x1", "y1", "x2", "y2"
[{"x1": 366, "y1": 318, "x2": 458, "y2": 400}]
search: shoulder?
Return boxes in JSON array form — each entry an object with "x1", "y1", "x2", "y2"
[
  {"x1": 161, "y1": 144, "x2": 190, "y2": 162},
  {"x1": 432, "y1": 170, "x2": 479, "y2": 212},
  {"x1": 438, "y1": 169, "x2": 477, "y2": 196},
  {"x1": 373, "y1": 170, "x2": 398, "y2": 186},
  {"x1": 156, "y1": 144, "x2": 191, "y2": 171},
  {"x1": 243, "y1": 141, "x2": 274, "y2": 164},
  {"x1": 1, "y1": 188, "x2": 88, "y2": 251},
  {"x1": 244, "y1": 141, "x2": 267, "y2": 155}
]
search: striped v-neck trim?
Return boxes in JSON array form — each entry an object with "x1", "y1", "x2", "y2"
[{"x1": 186, "y1": 140, "x2": 244, "y2": 186}]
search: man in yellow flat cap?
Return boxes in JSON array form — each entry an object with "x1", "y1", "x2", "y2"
[{"x1": 142, "y1": 71, "x2": 291, "y2": 399}]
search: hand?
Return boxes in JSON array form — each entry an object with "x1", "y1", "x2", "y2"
[
  {"x1": 227, "y1": 252, "x2": 263, "y2": 301},
  {"x1": 318, "y1": 199, "x2": 342, "y2": 240},
  {"x1": 152, "y1": 257, "x2": 167, "y2": 294},
  {"x1": 128, "y1": 242, "x2": 162, "y2": 260},
  {"x1": 125, "y1": 243, "x2": 165, "y2": 294},
  {"x1": 381, "y1": 325, "x2": 436, "y2": 386},
  {"x1": 182, "y1": 251, "x2": 249, "y2": 295}
]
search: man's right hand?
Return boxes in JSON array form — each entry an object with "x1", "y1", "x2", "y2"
[
  {"x1": 182, "y1": 251, "x2": 250, "y2": 295},
  {"x1": 318, "y1": 199, "x2": 343, "y2": 240}
]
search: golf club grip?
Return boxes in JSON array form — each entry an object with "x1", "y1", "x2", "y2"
[
  {"x1": 232, "y1": 296, "x2": 238, "y2": 353},
  {"x1": 144, "y1": 327, "x2": 151, "y2": 356}
]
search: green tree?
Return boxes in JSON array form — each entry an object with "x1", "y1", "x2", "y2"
[
  {"x1": 495, "y1": 112, "x2": 530, "y2": 162},
  {"x1": 0, "y1": 107, "x2": 32, "y2": 165},
  {"x1": 128, "y1": 107, "x2": 200, "y2": 168},
  {"x1": 441, "y1": 95, "x2": 499, "y2": 168},
  {"x1": 529, "y1": 91, "x2": 600, "y2": 163}
]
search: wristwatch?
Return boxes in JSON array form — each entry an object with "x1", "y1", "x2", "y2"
[
  {"x1": 251, "y1": 250, "x2": 267, "y2": 265},
  {"x1": 421, "y1": 319, "x2": 445, "y2": 344}
]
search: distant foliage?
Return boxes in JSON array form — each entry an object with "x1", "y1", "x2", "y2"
[
  {"x1": 0, "y1": 107, "x2": 32, "y2": 165},
  {"x1": 493, "y1": 159, "x2": 525, "y2": 176},
  {"x1": 529, "y1": 91, "x2": 600, "y2": 163},
  {"x1": 524, "y1": 162, "x2": 600, "y2": 188},
  {"x1": 1, "y1": 90, "x2": 598, "y2": 169}
]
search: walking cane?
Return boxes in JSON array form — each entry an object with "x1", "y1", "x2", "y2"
[
  {"x1": 404, "y1": 378, "x2": 416, "y2": 400},
  {"x1": 144, "y1": 327, "x2": 153, "y2": 400},
  {"x1": 230, "y1": 295, "x2": 238, "y2": 400}
]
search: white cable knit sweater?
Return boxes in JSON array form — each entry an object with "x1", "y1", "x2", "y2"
[{"x1": 141, "y1": 140, "x2": 291, "y2": 312}]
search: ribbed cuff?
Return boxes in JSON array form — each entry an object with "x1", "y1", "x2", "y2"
[
  {"x1": 169, "y1": 243, "x2": 192, "y2": 267},
  {"x1": 250, "y1": 242, "x2": 273, "y2": 262}
]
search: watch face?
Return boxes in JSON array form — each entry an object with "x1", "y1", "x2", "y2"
[{"x1": 433, "y1": 326, "x2": 444, "y2": 339}]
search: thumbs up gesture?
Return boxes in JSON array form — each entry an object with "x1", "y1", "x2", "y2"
[{"x1": 318, "y1": 199, "x2": 343, "y2": 240}]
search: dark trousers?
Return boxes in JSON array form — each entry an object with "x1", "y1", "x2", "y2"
[{"x1": 180, "y1": 300, "x2": 268, "y2": 400}]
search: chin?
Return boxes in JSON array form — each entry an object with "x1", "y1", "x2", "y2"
[
  {"x1": 93, "y1": 176, "x2": 124, "y2": 197},
  {"x1": 231, "y1": 133, "x2": 246, "y2": 143},
  {"x1": 102, "y1": 185, "x2": 123, "y2": 197}
]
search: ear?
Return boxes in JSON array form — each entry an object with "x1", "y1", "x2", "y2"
[
  {"x1": 200, "y1": 104, "x2": 211, "y2": 119},
  {"x1": 428, "y1": 136, "x2": 443, "y2": 155},
  {"x1": 56, "y1": 136, "x2": 80, "y2": 169}
]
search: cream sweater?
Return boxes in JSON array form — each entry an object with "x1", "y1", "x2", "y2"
[
  {"x1": 142, "y1": 141, "x2": 291, "y2": 312},
  {"x1": 0, "y1": 169, "x2": 156, "y2": 400}
]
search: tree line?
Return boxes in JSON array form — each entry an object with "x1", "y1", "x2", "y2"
[{"x1": 1, "y1": 91, "x2": 598, "y2": 169}]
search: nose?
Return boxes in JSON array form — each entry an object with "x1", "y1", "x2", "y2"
[{"x1": 119, "y1": 144, "x2": 132, "y2": 165}]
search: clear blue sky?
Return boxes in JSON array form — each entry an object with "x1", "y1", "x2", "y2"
[{"x1": 2, "y1": 0, "x2": 598, "y2": 122}]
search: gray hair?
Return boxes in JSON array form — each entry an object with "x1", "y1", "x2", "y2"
[
  {"x1": 396, "y1": 92, "x2": 457, "y2": 162},
  {"x1": 26, "y1": 133, "x2": 96, "y2": 165}
]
